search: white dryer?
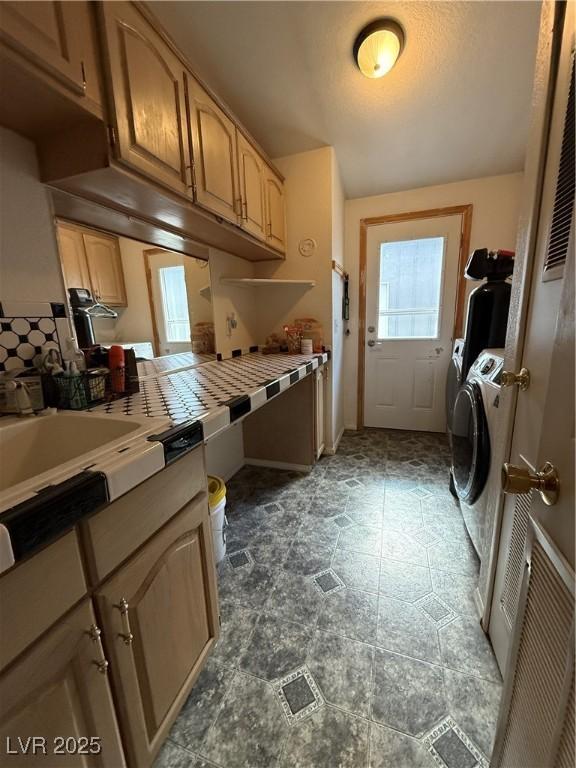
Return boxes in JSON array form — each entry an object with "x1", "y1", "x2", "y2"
[{"x1": 451, "y1": 349, "x2": 504, "y2": 557}]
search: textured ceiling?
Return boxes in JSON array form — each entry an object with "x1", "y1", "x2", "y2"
[{"x1": 149, "y1": 1, "x2": 541, "y2": 198}]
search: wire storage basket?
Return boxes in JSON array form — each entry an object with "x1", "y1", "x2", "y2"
[{"x1": 52, "y1": 369, "x2": 112, "y2": 410}]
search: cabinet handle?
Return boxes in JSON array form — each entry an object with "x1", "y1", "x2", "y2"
[
  {"x1": 87, "y1": 623, "x2": 109, "y2": 674},
  {"x1": 94, "y1": 659, "x2": 109, "y2": 675},
  {"x1": 114, "y1": 597, "x2": 134, "y2": 645},
  {"x1": 267, "y1": 221, "x2": 272, "y2": 237},
  {"x1": 242, "y1": 200, "x2": 248, "y2": 221},
  {"x1": 235, "y1": 198, "x2": 243, "y2": 217}
]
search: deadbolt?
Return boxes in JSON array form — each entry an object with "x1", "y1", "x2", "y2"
[
  {"x1": 501, "y1": 367, "x2": 530, "y2": 391},
  {"x1": 367, "y1": 340, "x2": 376, "y2": 347},
  {"x1": 367, "y1": 326, "x2": 376, "y2": 333},
  {"x1": 501, "y1": 460, "x2": 559, "y2": 506}
]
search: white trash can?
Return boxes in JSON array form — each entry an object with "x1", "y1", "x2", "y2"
[{"x1": 207, "y1": 475, "x2": 227, "y2": 564}]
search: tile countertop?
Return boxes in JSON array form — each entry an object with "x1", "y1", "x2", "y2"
[
  {"x1": 136, "y1": 351, "x2": 217, "y2": 379},
  {"x1": 93, "y1": 351, "x2": 330, "y2": 442}
]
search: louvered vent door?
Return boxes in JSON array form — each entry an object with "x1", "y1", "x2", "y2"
[
  {"x1": 500, "y1": 491, "x2": 533, "y2": 629},
  {"x1": 492, "y1": 519, "x2": 575, "y2": 768},
  {"x1": 543, "y1": 54, "x2": 575, "y2": 281}
]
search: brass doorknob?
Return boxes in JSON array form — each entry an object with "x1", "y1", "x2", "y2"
[
  {"x1": 501, "y1": 367, "x2": 530, "y2": 391},
  {"x1": 502, "y1": 461, "x2": 559, "y2": 506}
]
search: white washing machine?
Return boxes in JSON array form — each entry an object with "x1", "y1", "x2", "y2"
[
  {"x1": 451, "y1": 349, "x2": 504, "y2": 556},
  {"x1": 445, "y1": 338, "x2": 464, "y2": 437}
]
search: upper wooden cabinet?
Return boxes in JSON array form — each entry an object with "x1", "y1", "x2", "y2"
[
  {"x1": 265, "y1": 167, "x2": 287, "y2": 252},
  {"x1": 57, "y1": 223, "x2": 127, "y2": 307},
  {"x1": 0, "y1": 2, "x2": 86, "y2": 94},
  {"x1": 186, "y1": 76, "x2": 240, "y2": 225},
  {"x1": 83, "y1": 232, "x2": 127, "y2": 306},
  {"x1": 99, "y1": 1, "x2": 192, "y2": 198},
  {"x1": 0, "y1": 1, "x2": 102, "y2": 122},
  {"x1": 94, "y1": 494, "x2": 218, "y2": 767},
  {"x1": 0, "y1": 599, "x2": 125, "y2": 767},
  {"x1": 57, "y1": 224, "x2": 92, "y2": 295},
  {"x1": 237, "y1": 132, "x2": 266, "y2": 241}
]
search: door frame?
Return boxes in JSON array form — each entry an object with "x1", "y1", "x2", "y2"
[{"x1": 357, "y1": 204, "x2": 473, "y2": 428}]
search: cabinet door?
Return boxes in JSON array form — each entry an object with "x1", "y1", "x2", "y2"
[
  {"x1": 0, "y1": 2, "x2": 86, "y2": 94},
  {"x1": 57, "y1": 224, "x2": 91, "y2": 293},
  {"x1": 186, "y1": 75, "x2": 240, "y2": 224},
  {"x1": 83, "y1": 233, "x2": 127, "y2": 307},
  {"x1": 264, "y1": 167, "x2": 286, "y2": 253},
  {"x1": 237, "y1": 132, "x2": 266, "y2": 241},
  {"x1": 99, "y1": 2, "x2": 192, "y2": 198},
  {"x1": 0, "y1": 600, "x2": 125, "y2": 767},
  {"x1": 95, "y1": 494, "x2": 219, "y2": 768}
]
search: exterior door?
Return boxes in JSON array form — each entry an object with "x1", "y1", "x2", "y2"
[
  {"x1": 186, "y1": 76, "x2": 239, "y2": 224},
  {"x1": 264, "y1": 168, "x2": 286, "y2": 253},
  {"x1": 100, "y1": 2, "x2": 192, "y2": 198},
  {"x1": 488, "y1": 16, "x2": 574, "y2": 673},
  {"x1": 83, "y1": 233, "x2": 127, "y2": 307},
  {"x1": 237, "y1": 132, "x2": 266, "y2": 241},
  {"x1": 0, "y1": 2, "x2": 86, "y2": 94},
  {"x1": 363, "y1": 215, "x2": 462, "y2": 431},
  {"x1": 94, "y1": 497, "x2": 218, "y2": 768},
  {"x1": 0, "y1": 599, "x2": 125, "y2": 767}
]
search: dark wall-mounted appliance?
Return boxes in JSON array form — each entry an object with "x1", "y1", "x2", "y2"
[
  {"x1": 460, "y1": 248, "x2": 514, "y2": 380},
  {"x1": 68, "y1": 288, "x2": 117, "y2": 348}
]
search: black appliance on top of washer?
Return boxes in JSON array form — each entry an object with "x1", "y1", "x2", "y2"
[{"x1": 460, "y1": 248, "x2": 514, "y2": 382}]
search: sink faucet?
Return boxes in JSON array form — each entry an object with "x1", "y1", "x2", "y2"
[{"x1": 3, "y1": 380, "x2": 34, "y2": 417}]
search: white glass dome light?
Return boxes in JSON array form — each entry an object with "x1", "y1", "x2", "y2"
[{"x1": 354, "y1": 19, "x2": 405, "y2": 79}]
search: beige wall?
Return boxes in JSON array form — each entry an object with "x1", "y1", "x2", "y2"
[
  {"x1": 329, "y1": 153, "x2": 346, "y2": 450},
  {"x1": 209, "y1": 248, "x2": 258, "y2": 357},
  {"x1": 255, "y1": 147, "x2": 335, "y2": 350},
  {"x1": 0, "y1": 128, "x2": 67, "y2": 308},
  {"x1": 92, "y1": 237, "x2": 156, "y2": 344},
  {"x1": 343, "y1": 172, "x2": 524, "y2": 428}
]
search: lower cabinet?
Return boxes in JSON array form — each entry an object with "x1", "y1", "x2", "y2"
[
  {"x1": 94, "y1": 494, "x2": 219, "y2": 767},
  {"x1": 0, "y1": 599, "x2": 125, "y2": 767}
]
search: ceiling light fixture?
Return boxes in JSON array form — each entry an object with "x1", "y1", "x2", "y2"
[{"x1": 353, "y1": 19, "x2": 405, "y2": 79}]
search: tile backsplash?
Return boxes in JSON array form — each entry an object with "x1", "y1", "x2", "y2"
[{"x1": 0, "y1": 301, "x2": 67, "y2": 372}]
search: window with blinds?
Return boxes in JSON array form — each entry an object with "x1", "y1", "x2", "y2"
[{"x1": 543, "y1": 55, "x2": 575, "y2": 280}]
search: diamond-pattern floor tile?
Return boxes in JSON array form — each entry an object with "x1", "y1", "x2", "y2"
[{"x1": 159, "y1": 430, "x2": 501, "y2": 768}]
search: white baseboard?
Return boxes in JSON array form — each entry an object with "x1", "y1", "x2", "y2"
[
  {"x1": 220, "y1": 460, "x2": 245, "y2": 483},
  {"x1": 324, "y1": 425, "x2": 346, "y2": 455},
  {"x1": 244, "y1": 458, "x2": 314, "y2": 473}
]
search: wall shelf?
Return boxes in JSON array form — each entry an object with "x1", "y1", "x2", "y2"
[{"x1": 220, "y1": 278, "x2": 316, "y2": 288}]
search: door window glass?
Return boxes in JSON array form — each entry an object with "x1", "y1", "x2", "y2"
[
  {"x1": 159, "y1": 266, "x2": 191, "y2": 342},
  {"x1": 378, "y1": 237, "x2": 445, "y2": 339}
]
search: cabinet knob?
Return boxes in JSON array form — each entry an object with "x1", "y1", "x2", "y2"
[
  {"x1": 87, "y1": 624, "x2": 102, "y2": 642},
  {"x1": 93, "y1": 658, "x2": 109, "y2": 675}
]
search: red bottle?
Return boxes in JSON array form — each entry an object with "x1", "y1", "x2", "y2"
[{"x1": 108, "y1": 345, "x2": 126, "y2": 394}]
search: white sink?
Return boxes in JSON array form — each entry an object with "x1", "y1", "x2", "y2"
[{"x1": 0, "y1": 411, "x2": 171, "y2": 512}]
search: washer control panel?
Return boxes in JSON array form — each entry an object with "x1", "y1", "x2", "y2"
[{"x1": 473, "y1": 350, "x2": 504, "y2": 384}]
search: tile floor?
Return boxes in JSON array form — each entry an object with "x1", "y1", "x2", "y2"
[{"x1": 156, "y1": 429, "x2": 502, "y2": 768}]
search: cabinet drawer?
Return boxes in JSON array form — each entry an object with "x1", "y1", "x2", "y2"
[
  {"x1": 0, "y1": 530, "x2": 87, "y2": 671},
  {"x1": 81, "y1": 447, "x2": 206, "y2": 584}
]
